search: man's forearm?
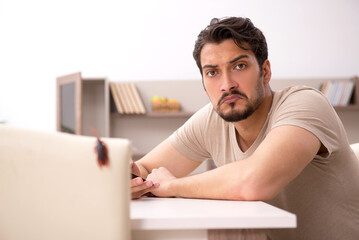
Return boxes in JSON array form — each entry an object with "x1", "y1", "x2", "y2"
[{"x1": 149, "y1": 162, "x2": 252, "y2": 200}]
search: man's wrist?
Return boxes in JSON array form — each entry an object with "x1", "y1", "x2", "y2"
[
  {"x1": 165, "y1": 177, "x2": 178, "y2": 198},
  {"x1": 168, "y1": 177, "x2": 186, "y2": 198}
]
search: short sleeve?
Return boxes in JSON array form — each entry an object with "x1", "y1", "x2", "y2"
[
  {"x1": 169, "y1": 104, "x2": 212, "y2": 162},
  {"x1": 270, "y1": 87, "x2": 345, "y2": 157}
]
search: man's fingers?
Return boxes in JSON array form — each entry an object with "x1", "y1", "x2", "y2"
[
  {"x1": 132, "y1": 179, "x2": 152, "y2": 188},
  {"x1": 131, "y1": 178, "x2": 153, "y2": 197},
  {"x1": 131, "y1": 177, "x2": 144, "y2": 186},
  {"x1": 131, "y1": 183, "x2": 158, "y2": 199}
]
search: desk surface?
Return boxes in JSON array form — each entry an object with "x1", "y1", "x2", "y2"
[{"x1": 131, "y1": 197, "x2": 296, "y2": 230}]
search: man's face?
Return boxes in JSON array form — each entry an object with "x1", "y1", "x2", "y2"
[{"x1": 200, "y1": 39, "x2": 265, "y2": 122}]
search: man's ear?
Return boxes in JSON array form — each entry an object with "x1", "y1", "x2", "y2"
[{"x1": 262, "y1": 60, "x2": 271, "y2": 85}]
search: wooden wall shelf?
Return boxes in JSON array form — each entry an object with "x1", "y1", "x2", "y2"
[
  {"x1": 56, "y1": 72, "x2": 109, "y2": 137},
  {"x1": 56, "y1": 72, "x2": 208, "y2": 155}
]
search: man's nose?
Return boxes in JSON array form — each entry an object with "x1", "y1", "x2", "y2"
[{"x1": 221, "y1": 72, "x2": 238, "y2": 92}]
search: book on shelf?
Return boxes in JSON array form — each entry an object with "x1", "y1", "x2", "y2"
[
  {"x1": 117, "y1": 83, "x2": 133, "y2": 114},
  {"x1": 109, "y1": 83, "x2": 124, "y2": 114},
  {"x1": 319, "y1": 80, "x2": 355, "y2": 107},
  {"x1": 130, "y1": 83, "x2": 146, "y2": 114},
  {"x1": 123, "y1": 83, "x2": 138, "y2": 114},
  {"x1": 110, "y1": 82, "x2": 146, "y2": 114}
]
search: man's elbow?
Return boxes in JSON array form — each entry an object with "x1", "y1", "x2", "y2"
[
  {"x1": 238, "y1": 186, "x2": 279, "y2": 201},
  {"x1": 229, "y1": 178, "x2": 280, "y2": 201}
]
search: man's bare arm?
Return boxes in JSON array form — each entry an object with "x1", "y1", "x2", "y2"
[
  {"x1": 136, "y1": 139, "x2": 202, "y2": 178},
  {"x1": 130, "y1": 138, "x2": 202, "y2": 199},
  {"x1": 147, "y1": 125, "x2": 321, "y2": 201}
]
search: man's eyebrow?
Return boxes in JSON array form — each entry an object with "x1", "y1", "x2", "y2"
[
  {"x1": 229, "y1": 55, "x2": 249, "y2": 64},
  {"x1": 202, "y1": 64, "x2": 218, "y2": 70},
  {"x1": 202, "y1": 55, "x2": 250, "y2": 70}
]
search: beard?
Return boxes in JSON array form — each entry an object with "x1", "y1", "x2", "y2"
[{"x1": 215, "y1": 78, "x2": 264, "y2": 122}]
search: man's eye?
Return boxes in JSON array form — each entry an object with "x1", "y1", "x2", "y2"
[
  {"x1": 235, "y1": 64, "x2": 246, "y2": 70},
  {"x1": 206, "y1": 70, "x2": 216, "y2": 77}
]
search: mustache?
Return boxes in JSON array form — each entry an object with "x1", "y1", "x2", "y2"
[{"x1": 217, "y1": 90, "x2": 248, "y2": 106}]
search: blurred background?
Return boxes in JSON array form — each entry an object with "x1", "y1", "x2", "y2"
[{"x1": 0, "y1": 0, "x2": 358, "y2": 131}]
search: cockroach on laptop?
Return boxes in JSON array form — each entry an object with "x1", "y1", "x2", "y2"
[{"x1": 89, "y1": 127, "x2": 109, "y2": 167}]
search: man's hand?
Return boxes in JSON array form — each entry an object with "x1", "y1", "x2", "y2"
[
  {"x1": 129, "y1": 139, "x2": 200, "y2": 199},
  {"x1": 130, "y1": 160, "x2": 159, "y2": 199},
  {"x1": 146, "y1": 167, "x2": 176, "y2": 198}
]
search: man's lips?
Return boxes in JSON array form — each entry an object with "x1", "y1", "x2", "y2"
[
  {"x1": 221, "y1": 95, "x2": 242, "y2": 104},
  {"x1": 217, "y1": 90, "x2": 248, "y2": 107}
]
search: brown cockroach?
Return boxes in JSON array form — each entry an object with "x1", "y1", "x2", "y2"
[{"x1": 89, "y1": 127, "x2": 109, "y2": 167}]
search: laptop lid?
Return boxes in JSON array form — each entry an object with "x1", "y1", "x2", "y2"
[{"x1": 0, "y1": 125, "x2": 131, "y2": 240}]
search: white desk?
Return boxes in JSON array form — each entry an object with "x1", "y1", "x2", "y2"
[{"x1": 131, "y1": 197, "x2": 296, "y2": 240}]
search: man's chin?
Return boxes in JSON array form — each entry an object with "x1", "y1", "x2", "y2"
[
  {"x1": 218, "y1": 104, "x2": 243, "y2": 116},
  {"x1": 217, "y1": 106, "x2": 254, "y2": 122},
  {"x1": 218, "y1": 111, "x2": 243, "y2": 122}
]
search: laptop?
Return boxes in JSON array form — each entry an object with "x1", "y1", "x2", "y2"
[{"x1": 0, "y1": 125, "x2": 131, "y2": 240}]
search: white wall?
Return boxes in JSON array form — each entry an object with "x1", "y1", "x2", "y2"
[{"x1": 0, "y1": 0, "x2": 358, "y2": 131}]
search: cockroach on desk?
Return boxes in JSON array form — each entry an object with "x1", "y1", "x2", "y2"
[{"x1": 89, "y1": 127, "x2": 109, "y2": 167}]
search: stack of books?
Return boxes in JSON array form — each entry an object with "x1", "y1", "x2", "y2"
[
  {"x1": 109, "y1": 82, "x2": 146, "y2": 114},
  {"x1": 319, "y1": 80, "x2": 355, "y2": 106}
]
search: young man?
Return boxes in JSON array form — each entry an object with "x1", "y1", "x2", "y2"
[{"x1": 131, "y1": 17, "x2": 359, "y2": 239}]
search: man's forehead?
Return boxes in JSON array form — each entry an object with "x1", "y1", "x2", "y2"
[{"x1": 200, "y1": 40, "x2": 255, "y2": 66}]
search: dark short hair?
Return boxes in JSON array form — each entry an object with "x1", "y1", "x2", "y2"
[{"x1": 193, "y1": 17, "x2": 268, "y2": 75}]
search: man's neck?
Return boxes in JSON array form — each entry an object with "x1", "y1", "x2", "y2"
[{"x1": 233, "y1": 89, "x2": 273, "y2": 152}]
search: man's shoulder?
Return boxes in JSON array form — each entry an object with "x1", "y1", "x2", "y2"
[
  {"x1": 270, "y1": 85, "x2": 336, "y2": 123},
  {"x1": 274, "y1": 85, "x2": 328, "y2": 105},
  {"x1": 276, "y1": 85, "x2": 322, "y2": 97}
]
